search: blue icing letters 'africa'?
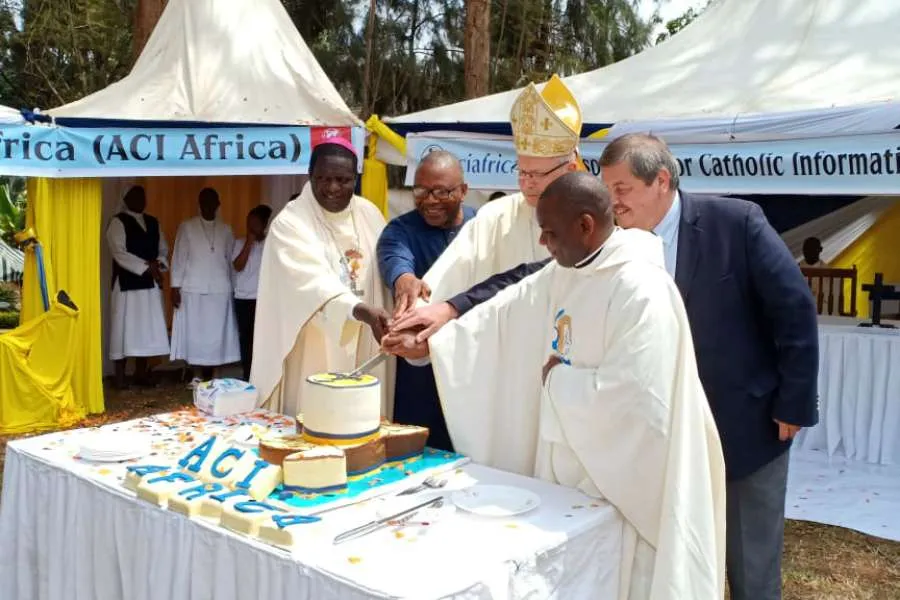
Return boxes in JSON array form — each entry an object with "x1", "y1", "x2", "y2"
[
  {"x1": 177, "y1": 435, "x2": 217, "y2": 473},
  {"x1": 210, "y1": 489, "x2": 247, "y2": 503},
  {"x1": 209, "y1": 447, "x2": 245, "y2": 479},
  {"x1": 178, "y1": 482, "x2": 224, "y2": 500},
  {"x1": 126, "y1": 465, "x2": 169, "y2": 477},
  {"x1": 147, "y1": 472, "x2": 195, "y2": 485},
  {"x1": 272, "y1": 514, "x2": 318, "y2": 529},
  {"x1": 234, "y1": 459, "x2": 270, "y2": 490},
  {"x1": 234, "y1": 500, "x2": 283, "y2": 514}
]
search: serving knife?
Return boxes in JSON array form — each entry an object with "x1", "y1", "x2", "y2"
[
  {"x1": 346, "y1": 351, "x2": 388, "y2": 378},
  {"x1": 333, "y1": 496, "x2": 443, "y2": 545}
]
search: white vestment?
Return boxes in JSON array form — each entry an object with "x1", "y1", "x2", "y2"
[
  {"x1": 422, "y1": 192, "x2": 549, "y2": 303},
  {"x1": 106, "y1": 211, "x2": 170, "y2": 360},
  {"x1": 251, "y1": 183, "x2": 394, "y2": 418},
  {"x1": 169, "y1": 216, "x2": 240, "y2": 366},
  {"x1": 429, "y1": 228, "x2": 726, "y2": 600}
]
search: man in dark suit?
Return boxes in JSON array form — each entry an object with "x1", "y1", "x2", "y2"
[{"x1": 386, "y1": 133, "x2": 819, "y2": 600}]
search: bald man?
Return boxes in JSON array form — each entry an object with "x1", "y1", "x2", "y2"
[
  {"x1": 376, "y1": 150, "x2": 476, "y2": 450},
  {"x1": 418, "y1": 172, "x2": 726, "y2": 599}
]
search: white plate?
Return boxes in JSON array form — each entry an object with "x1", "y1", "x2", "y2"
[
  {"x1": 451, "y1": 485, "x2": 540, "y2": 517},
  {"x1": 77, "y1": 448, "x2": 148, "y2": 463},
  {"x1": 77, "y1": 431, "x2": 149, "y2": 461}
]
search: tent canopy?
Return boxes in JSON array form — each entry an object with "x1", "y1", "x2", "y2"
[
  {"x1": 0, "y1": 106, "x2": 22, "y2": 124},
  {"x1": 390, "y1": 0, "x2": 900, "y2": 131},
  {"x1": 48, "y1": 0, "x2": 360, "y2": 126}
]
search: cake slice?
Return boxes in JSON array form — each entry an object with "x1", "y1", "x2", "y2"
[
  {"x1": 380, "y1": 423, "x2": 430, "y2": 461},
  {"x1": 343, "y1": 435, "x2": 386, "y2": 478},
  {"x1": 282, "y1": 446, "x2": 348, "y2": 493},
  {"x1": 258, "y1": 433, "x2": 315, "y2": 466}
]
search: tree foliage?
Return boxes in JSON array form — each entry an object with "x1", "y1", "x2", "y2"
[
  {"x1": 0, "y1": 0, "x2": 661, "y2": 116},
  {"x1": 655, "y1": 0, "x2": 712, "y2": 45},
  {"x1": 0, "y1": 176, "x2": 25, "y2": 247}
]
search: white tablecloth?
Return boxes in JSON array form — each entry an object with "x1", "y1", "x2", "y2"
[
  {"x1": 795, "y1": 320, "x2": 900, "y2": 465},
  {"x1": 0, "y1": 411, "x2": 624, "y2": 600}
]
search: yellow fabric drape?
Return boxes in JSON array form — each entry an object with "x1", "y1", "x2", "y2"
[
  {"x1": 361, "y1": 135, "x2": 389, "y2": 217},
  {"x1": 22, "y1": 178, "x2": 104, "y2": 415},
  {"x1": 0, "y1": 302, "x2": 82, "y2": 434},
  {"x1": 362, "y1": 115, "x2": 409, "y2": 218},
  {"x1": 832, "y1": 201, "x2": 900, "y2": 318}
]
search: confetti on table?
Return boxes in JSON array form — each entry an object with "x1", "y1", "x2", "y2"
[{"x1": 347, "y1": 556, "x2": 362, "y2": 564}]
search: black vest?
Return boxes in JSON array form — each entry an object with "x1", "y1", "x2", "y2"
[{"x1": 112, "y1": 212, "x2": 161, "y2": 291}]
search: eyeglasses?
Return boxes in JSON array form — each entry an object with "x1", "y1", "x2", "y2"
[
  {"x1": 412, "y1": 185, "x2": 462, "y2": 200},
  {"x1": 517, "y1": 160, "x2": 569, "y2": 180}
]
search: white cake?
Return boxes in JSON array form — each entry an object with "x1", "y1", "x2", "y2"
[
  {"x1": 259, "y1": 513, "x2": 324, "y2": 550},
  {"x1": 193, "y1": 378, "x2": 258, "y2": 417},
  {"x1": 198, "y1": 489, "x2": 252, "y2": 521},
  {"x1": 221, "y1": 499, "x2": 286, "y2": 536},
  {"x1": 168, "y1": 482, "x2": 226, "y2": 517},
  {"x1": 223, "y1": 452, "x2": 283, "y2": 501},
  {"x1": 124, "y1": 465, "x2": 170, "y2": 492},
  {"x1": 302, "y1": 373, "x2": 381, "y2": 446},
  {"x1": 283, "y1": 446, "x2": 348, "y2": 493},
  {"x1": 136, "y1": 472, "x2": 198, "y2": 507}
]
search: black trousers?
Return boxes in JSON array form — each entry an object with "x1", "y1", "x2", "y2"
[{"x1": 233, "y1": 298, "x2": 257, "y2": 381}]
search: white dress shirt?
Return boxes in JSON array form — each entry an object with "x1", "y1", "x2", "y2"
[{"x1": 653, "y1": 192, "x2": 681, "y2": 277}]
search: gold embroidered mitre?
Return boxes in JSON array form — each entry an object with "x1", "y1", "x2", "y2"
[{"x1": 509, "y1": 74, "x2": 582, "y2": 158}]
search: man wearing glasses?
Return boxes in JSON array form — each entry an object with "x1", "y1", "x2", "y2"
[
  {"x1": 398, "y1": 75, "x2": 586, "y2": 313},
  {"x1": 375, "y1": 151, "x2": 476, "y2": 450}
]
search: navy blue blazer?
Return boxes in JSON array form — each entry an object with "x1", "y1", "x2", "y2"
[
  {"x1": 448, "y1": 193, "x2": 820, "y2": 480},
  {"x1": 675, "y1": 193, "x2": 819, "y2": 480}
]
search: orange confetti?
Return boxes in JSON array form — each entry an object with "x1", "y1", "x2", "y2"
[
  {"x1": 347, "y1": 556, "x2": 362, "y2": 564},
  {"x1": 394, "y1": 531, "x2": 405, "y2": 539},
  {"x1": 97, "y1": 468, "x2": 112, "y2": 476}
]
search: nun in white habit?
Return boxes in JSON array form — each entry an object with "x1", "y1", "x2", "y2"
[
  {"x1": 106, "y1": 185, "x2": 170, "y2": 388},
  {"x1": 169, "y1": 187, "x2": 240, "y2": 381}
]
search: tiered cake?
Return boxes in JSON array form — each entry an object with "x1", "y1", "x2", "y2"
[{"x1": 258, "y1": 372, "x2": 430, "y2": 493}]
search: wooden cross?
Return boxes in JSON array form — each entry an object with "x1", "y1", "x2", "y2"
[{"x1": 860, "y1": 272, "x2": 900, "y2": 328}]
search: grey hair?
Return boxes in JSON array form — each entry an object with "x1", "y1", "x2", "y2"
[{"x1": 598, "y1": 133, "x2": 680, "y2": 190}]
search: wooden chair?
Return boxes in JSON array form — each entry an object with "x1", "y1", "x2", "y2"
[{"x1": 800, "y1": 265, "x2": 858, "y2": 317}]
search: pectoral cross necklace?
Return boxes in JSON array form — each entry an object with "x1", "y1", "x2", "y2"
[
  {"x1": 200, "y1": 219, "x2": 216, "y2": 252},
  {"x1": 318, "y1": 207, "x2": 365, "y2": 298}
]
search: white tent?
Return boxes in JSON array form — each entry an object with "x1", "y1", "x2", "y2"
[
  {"x1": 49, "y1": 0, "x2": 360, "y2": 126},
  {"x1": 0, "y1": 105, "x2": 22, "y2": 124},
  {"x1": 388, "y1": 0, "x2": 900, "y2": 138}
]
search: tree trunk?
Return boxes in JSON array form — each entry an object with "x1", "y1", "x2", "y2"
[
  {"x1": 362, "y1": 0, "x2": 377, "y2": 118},
  {"x1": 464, "y1": 0, "x2": 490, "y2": 98},
  {"x1": 133, "y1": 0, "x2": 169, "y2": 59}
]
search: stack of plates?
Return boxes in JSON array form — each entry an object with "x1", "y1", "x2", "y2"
[{"x1": 77, "y1": 430, "x2": 150, "y2": 462}]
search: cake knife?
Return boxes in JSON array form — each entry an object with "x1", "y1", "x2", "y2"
[
  {"x1": 347, "y1": 351, "x2": 388, "y2": 378},
  {"x1": 332, "y1": 496, "x2": 443, "y2": 545}
]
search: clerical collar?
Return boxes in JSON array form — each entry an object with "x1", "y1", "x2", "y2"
[{"x1": 575, "y1": 245, "x2": 604, "y2": 269}]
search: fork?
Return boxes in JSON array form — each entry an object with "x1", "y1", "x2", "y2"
[{"x1": 396, "y1": 475, "x2": 447, "y2": 496}]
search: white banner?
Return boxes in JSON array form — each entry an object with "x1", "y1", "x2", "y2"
[{"x1": 405, "y1": 131, "x2": 900, "y2": 195}]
